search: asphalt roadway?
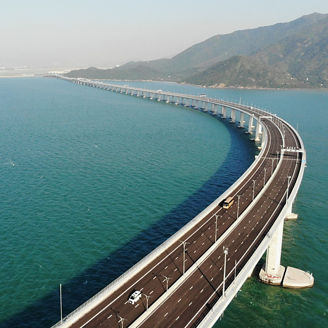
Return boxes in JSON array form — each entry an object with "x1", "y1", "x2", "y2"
[{"x1": 68, "y1": 109, "x2": 302, "y2": 328}]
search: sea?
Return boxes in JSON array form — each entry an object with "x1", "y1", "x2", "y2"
[{"x1": 0, "y1": 77, "x2": 327, "y2": 328}]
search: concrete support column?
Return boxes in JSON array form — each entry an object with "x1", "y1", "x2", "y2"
[
  {"x1": 239, "y1": 112, "x2": 245, "y2": 128},
  {"x1": 231, "y1": 109, "x2": 236, "y2": 123},
  {"x1": 221, "y1": 106, "x2": 226, "y2": 119},
  {"x1": 255, "y1": 120, "x2": 261, "y2": 142},
  {"x1": 259, "y1": 219, "x2": 285, "y2": 285},
  {"x1": 248, "y1": 115, "x2": 254, "y2": 134},
  {"x1": 266, "y1": 219, "x2": 284, "y2": 276},
  {"x1": 211, "y1": 103, "x2": 215, "y2": 114}
]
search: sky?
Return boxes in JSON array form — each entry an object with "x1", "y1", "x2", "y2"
[{"x1": 1, "y1": 0, "x2": 328, "y2": 69}]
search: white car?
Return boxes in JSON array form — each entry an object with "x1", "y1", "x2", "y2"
[{"x1": 128, "y1": 290, "x2": 142, "y2": 304}]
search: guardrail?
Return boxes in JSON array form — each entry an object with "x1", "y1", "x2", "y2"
[{"x1": 49, "y1": 76, "x2": 295, "y2": 328}]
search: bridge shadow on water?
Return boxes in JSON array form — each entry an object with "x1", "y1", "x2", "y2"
[{"x1": 1, "y1": 117, "x2": 256, "y2": 328}]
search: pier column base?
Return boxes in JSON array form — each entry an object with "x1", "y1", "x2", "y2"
[
  {"x1": 259, "y1": 266, "x2": 314, "y2": 288},
  {"x1": 282, "y1": 267, "x2": 314, "y2": 288},
  {"x1": 259, "y1": 265, "x2": 285, "y2": 285},
  {"x1": 285, "y1": 213, "x2": 298, "y2": 220}
]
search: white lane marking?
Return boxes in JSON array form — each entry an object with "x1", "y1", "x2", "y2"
[
  {"x1": 164, "y1": 312, "x2": 168, "y2": 317},
  {"x1": 77, "y1": 120, "x2": 277, "y2": 327},
  {"x1": 107, "y1": 314, "x2": 112, "y2": 319},
  {"x1": 189, "y1": 301, "x2": 193, "y2": 306},
  {"x1": 178, "y1": 298, "x2": 181, "y2": 303}
]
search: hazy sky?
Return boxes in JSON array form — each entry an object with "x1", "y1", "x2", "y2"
[{"x1": 1, "y1": 0, "x2": 328, "y2": 69}]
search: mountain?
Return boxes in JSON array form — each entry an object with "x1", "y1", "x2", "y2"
[
  {"x1": 65, "y1": 13, "x2": 328, "y2": 88},
  {"x1": 185, "y1": 15, "x2": 328, "y2": 88}
]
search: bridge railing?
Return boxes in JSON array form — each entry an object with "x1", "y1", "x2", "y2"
[{"x1": 49, "y1": 76, "x2": 295, "y2": 328}]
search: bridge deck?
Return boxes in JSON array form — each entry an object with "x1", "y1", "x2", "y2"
[{"x1": 50, "y1": 77, "x2": 304, "y2": 328}]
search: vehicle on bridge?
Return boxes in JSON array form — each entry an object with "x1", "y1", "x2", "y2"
[
  {"x1": 128, "y1": 290, "x2": 142, "y2": 304},
  {"x1": 222, "y1": 196, "x2": 234, "y2": 209}
]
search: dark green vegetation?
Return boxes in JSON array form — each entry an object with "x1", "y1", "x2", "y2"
[{"x1": 66, "y1": 13, "x2": 328, "y2": 88}]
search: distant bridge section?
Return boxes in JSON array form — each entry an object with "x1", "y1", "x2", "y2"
[{"x1": 49, "y1": 76, "x2": 312, "y2": 328}]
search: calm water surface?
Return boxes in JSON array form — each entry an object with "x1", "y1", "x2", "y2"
[{"x1": 0, "y1": 78, "x2": 327, "y2": 327}]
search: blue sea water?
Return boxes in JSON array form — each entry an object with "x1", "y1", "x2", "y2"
[{"x1": 0, "y1": 78, "x2": 327, "y2": 328}]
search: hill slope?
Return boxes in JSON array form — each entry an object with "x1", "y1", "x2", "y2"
[
  {"x1": 65, "y1": 13, "x2": 328, "y2": 88},
  {"x1": 185, "y1": 16, "x2": 328, "y2": 88}
]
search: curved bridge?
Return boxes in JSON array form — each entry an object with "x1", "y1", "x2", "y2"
[{"x1": 50, "y1": 76, "x2": 311, "y2": 328}]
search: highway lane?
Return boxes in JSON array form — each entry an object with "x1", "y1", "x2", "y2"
[
  {"x1": 49, "y1": 80, "x2": 302, "y2": 328},
  {"x1": 70, "y1": 114, "x2": 282, "y2": 328},
  {"x1": 140, "y1": 120, "x2": 300, "y2": 328}
]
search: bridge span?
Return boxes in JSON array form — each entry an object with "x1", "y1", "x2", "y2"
[{"x1": 50, "y1": 76, "x2": 313, "y2": 328}]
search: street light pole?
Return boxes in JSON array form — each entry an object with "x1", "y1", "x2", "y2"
[
  {"x1": 252, "y1": 180, "x2": 256, "y2": 201},
  {"x1": 59, "y1": 284, "x2": 63, "y2": 324},
  {"x1": 182, "y1": 241, "x2": 190, "y2": 274},
  {"x1": 118, "y1": 315, "x2": 126, "y2": 328},
  {"x1": 286, "y1": 175, "x2": 291, "y2": 201},
  {"x1": 162, "y1": 275, "x2": 171, "y2": 292},
  {"x1": 234, "y1": 260, "x2": 237, "y2": 284},
  {"x1": 237, "y1": 195, "x2": 241, "y2": 219},
  {"x1": 223, "y1": 247, "x2": 229, "y2": 297},
  {"x1": 215, "y1": 215, "x2": 218, "y2": 243},
  {"x1": 144, "y1": 294, "x2": 151, "y2": 310}
]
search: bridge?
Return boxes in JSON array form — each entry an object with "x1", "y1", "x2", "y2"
[{"x1": 50, "y1": 76, "x2": 313, "y2": 328}]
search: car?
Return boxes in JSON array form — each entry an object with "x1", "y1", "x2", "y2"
[{"x1": 128, "y1": 290, "x2": 142, "y2": 304}]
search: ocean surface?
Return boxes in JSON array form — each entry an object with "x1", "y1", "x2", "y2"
[{"x1": 0, "y1": 78, "x2": 327, "y2": 328}]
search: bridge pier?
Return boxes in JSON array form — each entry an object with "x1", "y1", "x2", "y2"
[
  {"x1": 221, "y1": 106, "x2": 226, "y2": 119},
  {"x1": 230, "y1": 109, "x2": 236, "y2": 123},
  {"x1": 248, "y1": 115, "x2": 254, "y2": 134},
  {"x1": 255, "y1": 119, "x2": 261, "y2": 142},
  {"x1": 239, "y1": 112, "x2": 245, "y2": 128},
  {"x1": 259, "y1": 220, "x2": 285, "y2": 285},
  {"x1": 211, "y1": 103, "x2": 216, "y2": 114},
  {"x1": 259, "y1": 217, "x2": 314, "y2": 288}
]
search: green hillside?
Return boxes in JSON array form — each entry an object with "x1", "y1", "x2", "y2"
[
  {"x1": 185, "y1": 16, "x2": 328, "y2": 88},
  {"x1": 65, "y1": 13, "x2": 328, "y2": 88}
]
